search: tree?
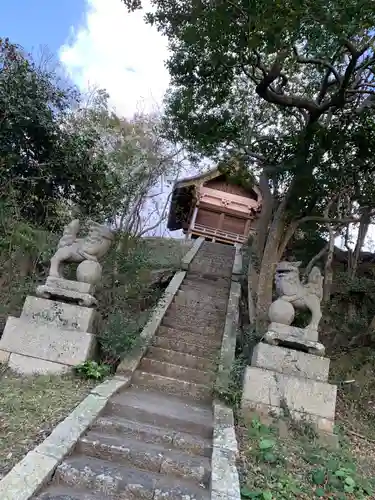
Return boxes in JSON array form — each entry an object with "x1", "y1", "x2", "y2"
[
  {"x1": 123, "y1": 0, "x2": 375, "y2": 331},
  {"x1": 0, "y1": 38, "x2": 115, "y2": 226}
]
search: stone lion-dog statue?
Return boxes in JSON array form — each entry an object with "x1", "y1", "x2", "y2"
[
  {"x1": 275, "y1": 261, "x2": 324, "y2": 332},
  {"x1": 49, "y1": 219, "x2": 114, "y2": 279}
]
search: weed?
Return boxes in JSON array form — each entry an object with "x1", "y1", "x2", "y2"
[
  {"x1": 213, "y1": 355, "x2": 247, "y2": 409},
  {"x1": 238, "y1": 416, "x2": 375, "y2": 499},
  {"x1": 75, "y1": 360, "x2": 111, "y2": 380}
]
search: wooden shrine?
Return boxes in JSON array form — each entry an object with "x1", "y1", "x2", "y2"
[{"x1": 167, "y1": 168, "x2": 262, "y2": 245}]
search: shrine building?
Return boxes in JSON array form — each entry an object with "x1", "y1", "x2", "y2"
[{"x1": 167, "y1": 168, "x2": 262, "y2": 245}]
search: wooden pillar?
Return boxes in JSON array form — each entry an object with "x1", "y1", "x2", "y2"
[
  {"x1": 244, "y1": 218, "x2": 251, "y2": 237},
  {"x1": 218, "y1": 212, "x2": 225, "y2": 229},
  {"x1": 186, "y1": 204, "x2": 199, "y2": 239}
]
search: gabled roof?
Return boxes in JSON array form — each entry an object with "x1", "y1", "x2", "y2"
[
  {"x1": 173, "y1": 167, "x2": 222, "y2": 190},
  {"x1": 167, "y1": 167, "x2": 262, "y2": 231}
]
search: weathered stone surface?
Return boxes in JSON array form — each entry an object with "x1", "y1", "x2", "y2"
[
  {"x1": 76, "y1": 260, "x2": 102, "y2": 285},
  {"x1": 252, "y1": 342, "x2": 330, "y2": 382},
  {"x1": 268, "y1": 299, "x2": 295, "y2": 325},
  {"x1": 181, "y1": 237, "x2": 204, "y2": 270},
  {"x1": 211, "y1": 446, "x2": 241, "y2": 499},
  {"x1": 213, "y1": 403, "x2": 238, "y2": 454},
  {"x1": 21, "y1": 296, "x2": 97, "y2": 332},
  {"x1": 265, "y1": 323, "x2": 324, "y2": 354},
  {"x1": 153, "y1": 336, "x2": 218, "y2": 359},
  {"x1": 36, "y1": 394, "x2": 108, "y2": 461},
  {"x1": 90, "y1": 376, "x2": 130, "y2": 399},
  {"x1": 48, "y1": 219, "x2": 114, "y2": 281},
  {"x1": 36, "y1": 285, "x2": 97, "y2": 307},
  {"x1": 273, "y1": 260, "x2": 323, "y2": 332},
  {"x1": 132, "y1": 370, "x2": 212, "y2": 402},
  {"x1": 231, "y1": 244, "x2": 243, "y2": 281},
  {"x1": 211, "y1": 492, "x2": 240, "y2": 500},
  {"x1": 215, "y1": 281, "x2": 240, "y2": 392},
  {"x1": 242, "y1": 401, "x2": 335, "y2": 434},
  {"x1": 45, "y1": 276, "x2": 94, "y2": 295},
  {"x1": 147, "y1": 346, "x2": 215, "y2": 372},
  {"x1": 140, "y1": 357, "x2": 214, "y2": 385},
  {"x1": 0, "y1": 317, "x2": 96, "y2": 367},
  {"x1": 0, "y1": 349, "x2": 10, "y2": 365},
  {"x1": 8, "y1": 354, "x2": 71, "y2": 375},
  {"x1": 242, "y1": 366, "x2": 337, "y2": 421},
  {"x1": 0, "y1": 449, "x2": 57, "y2": 500}
]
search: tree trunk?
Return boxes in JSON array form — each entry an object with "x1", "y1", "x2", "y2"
[
  {"x1": 304, "y1": 243, "x2": 329, "y2": 278},
  {"x1": 349, "y1": 207, "x2": 371, "y2": 279},
  {"x1": 255, "y1": 202, "x2": 287, "y2": 333},
  {"x1": 247, "y1": 256, "x2": 257, "y2": 327},
  {"x1": 254, "y1": 170, "x2": 274, "y2": 262},
  {"x1": 323, "y1": 225, "x2": 335, "y2": 303}
]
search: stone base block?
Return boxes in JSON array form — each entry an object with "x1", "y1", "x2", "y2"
[
  {"x1": 265, "y1": 323, "x2": 325, "y2": 355},
  {"x1": 242, "y1": 366, "x2": 337, "y2": 426},
  {"x1": 241, "y1": 401, "x2": 335, "y2": 435},
  {"x1": 21, "y1": 296, "x2": 98, "y2": 333},
  {"x1": 269, "y1": 322, "x2": 319, "y2": 342},
  {"x1": 8, "y1": 353, "x2": 72, "y2": 375},
  {"x1": 45, "y1": 276, "x2": 95, "y2": 294},
  {"x1": 0, "y1": 317, "x2": 97, "y2": 370},
  {"x1": 36, "y1": 281, "x2": 97, "y2": 307},
  {"x1": 252, "y1": 342, "x2": 330, "y2": 382}
]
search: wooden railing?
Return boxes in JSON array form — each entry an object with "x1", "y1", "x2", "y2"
[{"x1": 192, "y1": 223, "x2": 248, "y2": 243}]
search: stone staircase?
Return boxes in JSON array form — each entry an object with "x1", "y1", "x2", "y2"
[{"x1": 34, "y1": 241, "x2": 236, "y2": 500}]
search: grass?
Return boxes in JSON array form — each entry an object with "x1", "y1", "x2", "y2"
[
  {"x1": 0, "y1": 368, "x2": 95, "y2": 478},
  {"x1": 237, "y1": 415, "x2": 375, "y2": 499}
]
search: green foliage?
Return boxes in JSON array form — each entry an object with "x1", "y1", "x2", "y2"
[
  {"x1": 0, "y1": 38, "x2": 118, "y2": 225},
  {"x1": 98, "y1": 311, "x2": 144, "y2": 365},
  {"x1": 240, "y1": 416, "x2": 375, "y2": 499},
  {"x1": 75, "y1": 361, "x2": 111, "y2": 381},
  {"x1": 96, "y1": 237, "x2": 176, "y2": 367},
  {"x1": 213, "y1": 355, "x2": 247, "y2": 409}
]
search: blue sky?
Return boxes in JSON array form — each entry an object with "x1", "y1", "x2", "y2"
[
  {"x1": 0, "y1": 0, "x2": 169, "y2": 118},
  {"x1": 0, "y1": 0, "x2": 86, "y2": 55}
]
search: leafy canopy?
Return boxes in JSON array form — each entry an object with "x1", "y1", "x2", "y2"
[
  {"x1": 122, "y1": 0, "x2": 375, "y2": 157},
  {"x1": 0, "y1": 38, "x2": 116, "y2": 225}
]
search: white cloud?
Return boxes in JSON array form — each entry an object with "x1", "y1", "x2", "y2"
[{"x1": 59, "y1": 0, "x2": 170, "y2": 117}]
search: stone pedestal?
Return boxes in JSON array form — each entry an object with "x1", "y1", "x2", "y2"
[
  {"x1": 0, "y1": 279, "x2": 98, "y2": 375},
  {"x1": 242, "y1": 327, "x2": 338, "y2": 442}
]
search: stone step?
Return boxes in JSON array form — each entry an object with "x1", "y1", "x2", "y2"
[
  {"x1": 189, "y1": 264, "x2": 233, "y2": 279},
  {"x1": 164, "y1": 311, "x2": 223, "y2": 330},
  {"x1": 181, "y1": 279, "x2": 230, "y2": 292},
  {"x1": 132, "y1": 371, "x2": 212, "y2": 402},
  {"x1": 54, "y1": 455, "x2": 210, "y2": 499},
  {"x1": 153, "y1": 336, "x2": 218, "y2": 360},
  {"x1": 146, "y1": 346, "x2": 216, "y2": 372},
  {"x1": 140, "y1": 357, "x2": 215, "y2": 386},
  {"x1": 36, "y1": 485, "x2": 106, "y2": 499},
  {"x1": 201, "y1": 241, "x2": 236, "y2": 254},
  {"x1": 167, "y1": 303, "x2": 226, "y2": 319},
  {"x1": 92, "y1": 415, "x2": 212, "y2": 457},
  {"x1": 160, "y1": 319, "x2": 222, "y2": 338},
  {"x1": 107, "y1": 387, "x2": 213, "y2": 438},
  {"x1": 77, "y1": 431, "x2": 211, "y2": 485},
  {"x1": 179, "y1": 283, "x2": 229, "y2": 299},
  {"x1": 185, "y1": 271, "x2": 231, "y2": 283},
  {"x1": 157, "y1": 326, "x2": 222, "y2": 348},
  {"x1": 174, "y1": 292, "x2": 227, "y2": 310}
]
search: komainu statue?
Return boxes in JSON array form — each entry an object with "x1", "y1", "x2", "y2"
[
  {"x1": 49, "y1": 219, "x2": 114, "y2": 279},
  {"x1": 273, "y1": 261, "x2": 323, "y2": 332}
]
